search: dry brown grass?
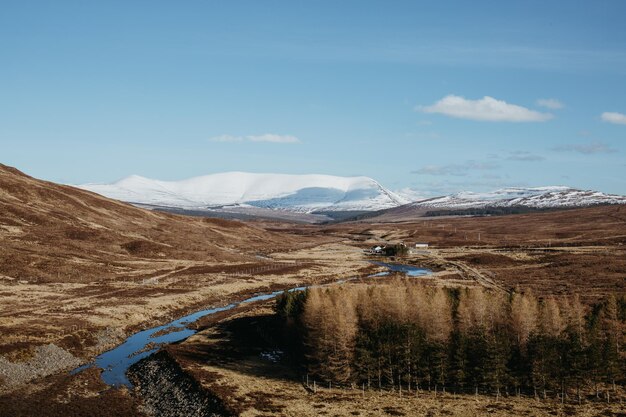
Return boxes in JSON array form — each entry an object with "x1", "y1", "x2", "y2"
[
  {"x1": 170, "y1": 304, "x2": 626, "y2": 417},
  {"x1": 2, "y1": 163, "x2": 626, "y2": 415},
  {"x1": 283, "y1": 206, "x2": 626, "y2": 302},
  {"x1": 0, "y1": 366, "x2": 138, "y2": 417},
  {"x1": 0, "y1": 164, "x2": 338, "y2": 381}
]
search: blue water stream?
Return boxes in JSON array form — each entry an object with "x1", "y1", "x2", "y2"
[{"x1": 71, "y1": 261, "x2": 431, "y2": 387}]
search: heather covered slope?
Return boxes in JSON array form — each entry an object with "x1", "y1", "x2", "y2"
[
  {"x1": 0, "y1": 163, "x2": 345, "y2": 385},
  {"x1": 0, "y1": 163, "x2": 298, "y2": 283}
]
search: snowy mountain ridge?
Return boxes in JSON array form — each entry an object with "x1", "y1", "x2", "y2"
[
  {"x1": 79, "y1": 174, "x2": 626, "y2": 216},
  {"x1": 78, "y1": 172, "x2": 409, "y2": 213},
  {"x1": 410, "y1": 186, "x2": 626, "y2": 210}
]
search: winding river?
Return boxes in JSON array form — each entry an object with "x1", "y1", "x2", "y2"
[{"x1": 71, "y1": 261, "x2": 431, "y2": 387}]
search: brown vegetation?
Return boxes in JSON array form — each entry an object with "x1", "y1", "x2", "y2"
[
  {"x1": 0, "y1": 163, "x2": 309, "y2": 283},
  {"x1": 0, "y1": 164, "x2": 342, "y2": 388},
  {"x1": 308, "y1": 206, "x2": 626, "y2": 301},
  {"x1": 168, "y1": 301, "x2": 626, "y2": 416},
  {"x1": 2, "y1": 163, "x2": 626, "y2": 415},
  {"x1": 282, "y1": 283, "x2": 625, "y2": 402},
  {"x1": 0, "y1": 367, "x2": 138, "y2": 417}
]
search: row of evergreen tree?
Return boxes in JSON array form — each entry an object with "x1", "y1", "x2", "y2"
[{"x1": 275, "y1": 282, "x2": 625, "y2": 400}]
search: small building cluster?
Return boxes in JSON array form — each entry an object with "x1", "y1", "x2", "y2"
[
  {"x1": 365, "y1": 245, "x2": 385, "y2": 255},
  {"x1": 364, "y1": 242, "x2": 428, "y2": 256}
]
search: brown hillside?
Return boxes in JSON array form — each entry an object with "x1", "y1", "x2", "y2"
[
  {"x1": 0, "y1": 163, "x2": 298, "y2": 282},
  {"x1": 0, "y1": 164, "x2": 339, "y2": 375}
]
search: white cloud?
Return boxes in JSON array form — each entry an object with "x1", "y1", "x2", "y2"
[
  {"x1": 601, "y1": 112, "x2": 626, "y2": 125},
  {"x1": 418, "y1": 95, "x2": 553, "y2": 122},
  {"x1": 536, "y1": 98, "x2": 564, "y2": 110},
  {"x1": 209, "y1": 133, "x2": 300, "y2": 143}
]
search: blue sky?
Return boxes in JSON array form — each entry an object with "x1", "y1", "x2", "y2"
[{"x1": 1, "y1": 1, "x2": 625, "y2": 196}]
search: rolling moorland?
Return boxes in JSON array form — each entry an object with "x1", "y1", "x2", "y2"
[{"x1": 0, "y1": 163, "x2": 625, "y2": 416}]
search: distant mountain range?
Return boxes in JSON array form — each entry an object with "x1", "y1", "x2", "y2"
[
  {"x1": 78, "y1": 172, "x2": 409, "y2": 214},
  {"x1": 78, "y1": 174, "x2": 626, "y2": 220},
  {"x1": 408, "y1": 186, "x2": 626, "y2": 210}
]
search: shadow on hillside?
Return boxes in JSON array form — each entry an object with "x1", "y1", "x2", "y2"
[{"x1": 169, "y1": 313, "x2": 304, "y2": 384}]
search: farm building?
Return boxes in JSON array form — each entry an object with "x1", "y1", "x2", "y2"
[{"x1": 365, "y1": 245, "x2": 385, "y2": 255}]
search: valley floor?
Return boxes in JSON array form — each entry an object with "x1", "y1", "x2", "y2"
[
  {"x1": 145, "y1": 303, "x2": 626, "y2": 417},
  {"x1": 0, "y1": 242, "x2": 372, "y2": 391},
  {"x1": 1, "y1": 205, "x2": 626, "y2": 416}
]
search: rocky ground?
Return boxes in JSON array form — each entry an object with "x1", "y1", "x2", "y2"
[
  {"x1": 128, "y1": 350, "x2": 232, "y2": 417},
  {"x1": 0, "y1": 344, "x2": 81, "y2": 391}
]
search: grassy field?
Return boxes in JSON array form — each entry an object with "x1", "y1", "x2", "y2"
[
  {"x1": 311, "y1": 205, "x2": 626, "y2": 301},
  {"x1": 160, "y1": 207, "x2": 626, "y2": 416}
]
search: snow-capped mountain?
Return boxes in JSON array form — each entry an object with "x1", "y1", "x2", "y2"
[
  {"x1": 78, "y1": 172, "x2": 409, "y2": 213},
  {"x1": 410, "y1": 186, "x2": 626, "y2": 210},
  {"x1": 78, "y1": 175, "x2": 626, "y2": 219}
]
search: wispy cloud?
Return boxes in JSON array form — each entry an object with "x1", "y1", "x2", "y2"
[
  {"x1": 412, "y1": 160, "x2": 498, "y2": 176},
  {"x1": 601, "y1": 112, "x2": 626, "y2": 125},
  {"x1": 209, "y1": 134, "x2": 300, "y2": 143},
  {"x1": 506, "y1": 151, "x2": 546, "y2": 161},
  {"x1": 408, "y1": 179, "x2": 529, "y2": 197},
  {"x1": 417, "y1": 95, "x2": 553, "y2": 122},
  {"x1": 248, "y1": 134, "x2": 300, "y2": 143},
  {"x1": 536, "y1": 98, "x2": 564, "y2": 110},
  {"x1": 552, "y1": 141, "x2": 617, "y2": 154},
  {"x1": 239, "y1": 40, "x2": 626, "y2": 74}
]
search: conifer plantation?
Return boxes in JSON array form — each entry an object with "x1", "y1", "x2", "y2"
[{"x1": 276, "y1": 282, "x2": 625, "y2": 401}]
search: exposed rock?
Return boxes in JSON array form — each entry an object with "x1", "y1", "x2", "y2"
[
  {"x1": 0, "y1": 344, "x2": 81, "y2": 391},
  {"x1": 128, "y1": 350, "x2": 232, "y2": 417}
]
